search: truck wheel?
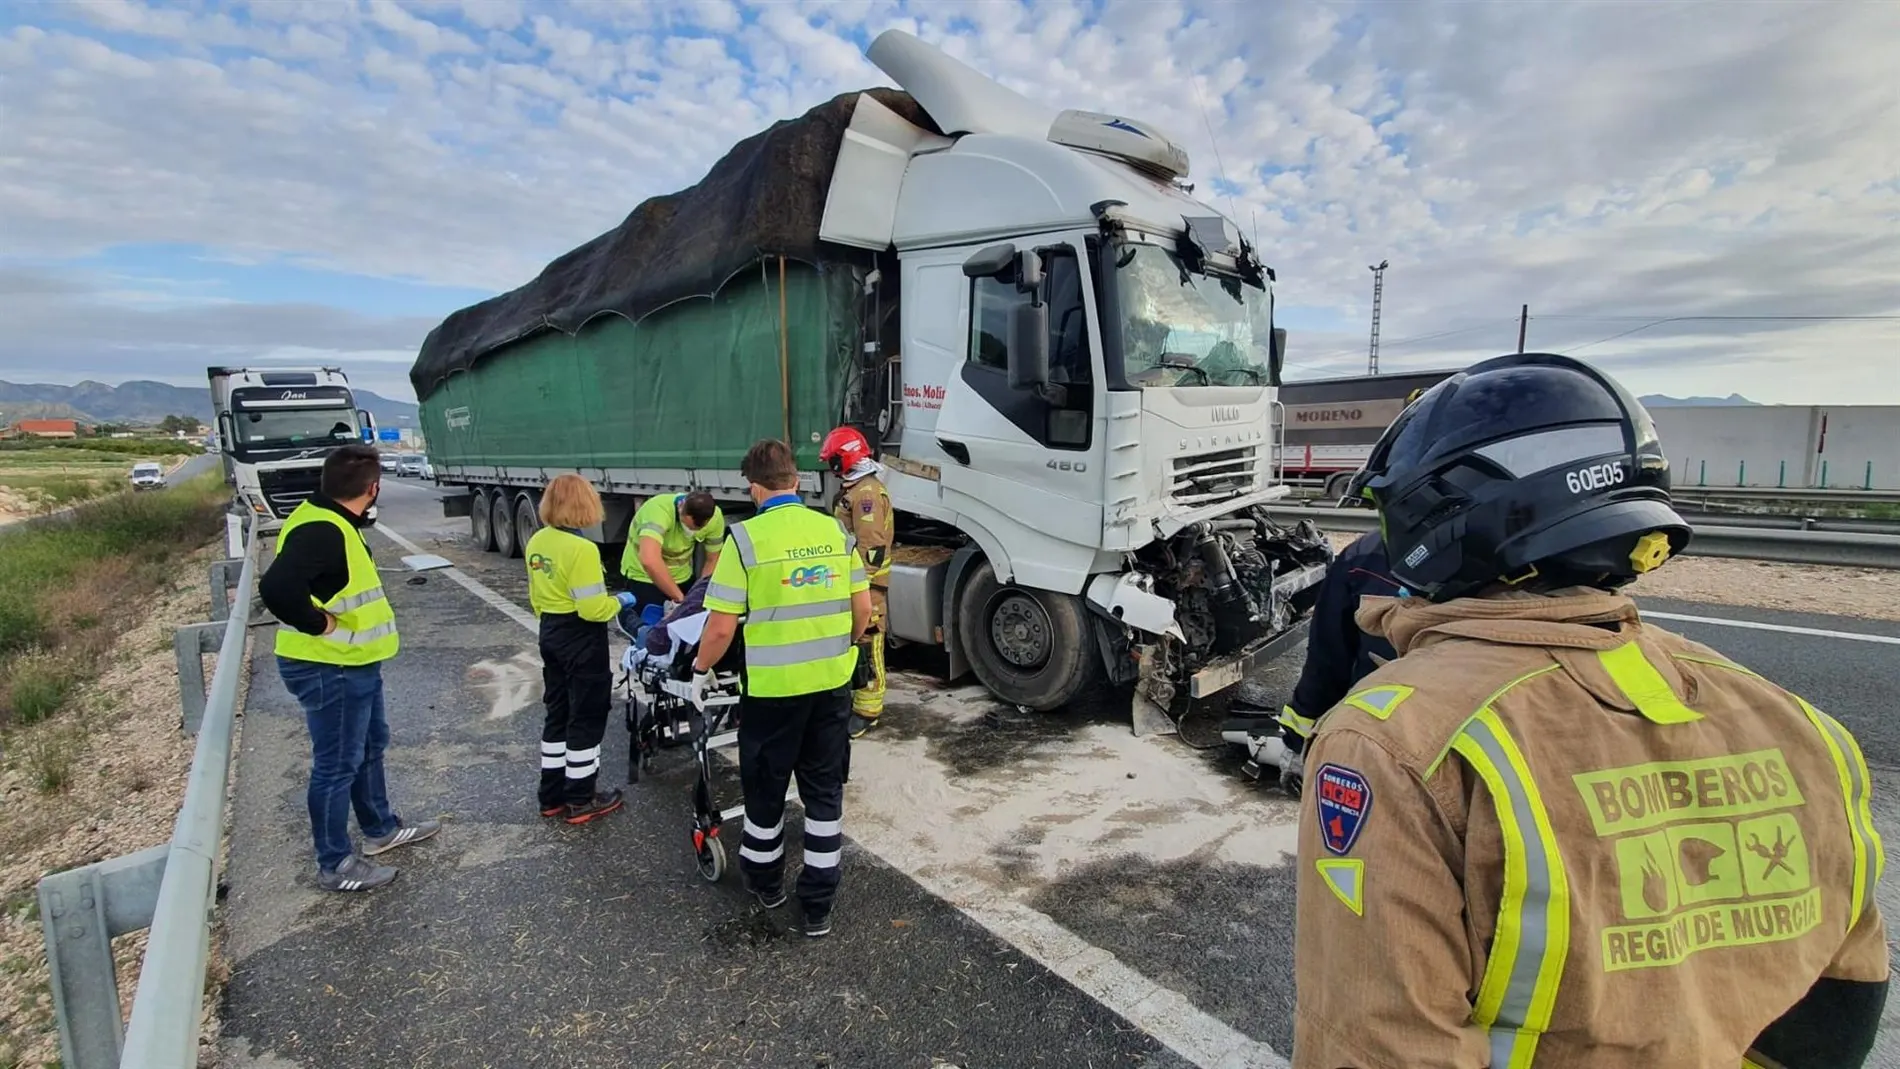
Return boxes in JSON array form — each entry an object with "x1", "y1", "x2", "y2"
[
  {"x1": 1322, "y1": 472, "x2": 1353, "y2": 502},
  {"x1": 471, "y1": 488, "x2": 496, "y2": 552},
  {"x1": 493, "y1": 491, "x2": 521, "y2": 559},
  {"x1": 955, "y1": 559, "x2": 1099, "y2": 712},
  {"x1": 514, "y1": 493, "x2": 541, "y2": 549}
]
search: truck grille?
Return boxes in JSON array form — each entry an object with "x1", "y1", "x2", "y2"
[
  {"x1": 257, "y1": 467, "x2": 322, "y2": 518},
  {"x1": 1169, "y1": 446, "x2": 1259, "y2": 506}
]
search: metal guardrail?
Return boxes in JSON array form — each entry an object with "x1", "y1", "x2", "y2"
[
  {"x1": 37, "y1": 517, "x2": 258, "y2": 1069},
  {"x1": 1292, "y1": 484, "x2": 1900, "y2": 508},
  {"x1": 1264, "y1": 506, "x2": 1900, "y2": 571}
]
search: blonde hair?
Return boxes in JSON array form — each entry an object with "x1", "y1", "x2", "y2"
[{"x1": 539, "y1": 474, "x2": 604, "y2": 529}]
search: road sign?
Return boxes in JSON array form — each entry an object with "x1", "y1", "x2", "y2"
[{"x1": 378, "y1": 427, "x2": 401, "y2": 442}]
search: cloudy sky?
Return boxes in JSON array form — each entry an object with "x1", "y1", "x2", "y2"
[{"x1": 1, "y1": 0, "x2": 1895, "y2": 405}]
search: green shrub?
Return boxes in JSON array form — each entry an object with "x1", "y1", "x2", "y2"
[
  {"x1": 0, "y1": 473, "x2": 225, "y2": 728},
  {"x1": 3, "y1": 651, "x2": 78, "y2": 725}
]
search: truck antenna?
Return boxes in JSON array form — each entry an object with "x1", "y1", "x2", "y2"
[{"x1": 1191, "y1": 75, "x2": 1240, "y2": 225}]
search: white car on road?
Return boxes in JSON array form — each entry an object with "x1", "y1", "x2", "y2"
[{"x1": 130, "y1": 462, "x2": 166, "y2": 490}]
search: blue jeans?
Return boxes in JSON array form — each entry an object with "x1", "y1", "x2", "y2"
[{"x1": 277, "y1": 658, "x2": 399, "y2": 872}]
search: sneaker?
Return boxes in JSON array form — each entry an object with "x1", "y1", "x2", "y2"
[
  {"x1": 753, "y1": 885, "x2": 787, "y2": 910},
  {"x1": 363, "y1": 818, "x2": 441, "y2": 856},
  {"x1": 564, "y1": 788, "x2": 625, "y2": 825},
  {"x1": 318, "y1": 855, "x2": 397, "y2": 893},
  {"x1": 540, "y1": 804, "x2": 566, "y2": 818},
  {"x1": 848, "y1": 714, "x2": 879, "y2": 739},
  {"x1": 802, "y1": 909, "x2": 833, "y2": 939}
]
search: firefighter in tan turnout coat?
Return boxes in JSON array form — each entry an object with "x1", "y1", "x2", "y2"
[{"x1": 1292, "y1": 353, "x2": 1887, "y2": 1069}]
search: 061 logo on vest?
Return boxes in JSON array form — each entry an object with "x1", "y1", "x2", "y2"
[
  {"x1": 1315, "y1": 763, "x2": 1373, "y2": 856},
  {"x1": 783, "y1": 564, "x2": 836, "y2": 589}
]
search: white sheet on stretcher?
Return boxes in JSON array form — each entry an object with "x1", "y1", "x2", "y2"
[{"x1": 621, "y1": 611, "x2": 711, "y2": 674}]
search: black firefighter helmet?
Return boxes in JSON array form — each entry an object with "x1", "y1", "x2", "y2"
[{"x1": 1346, "y1": 353, "x2": 1692, "y2": 603}]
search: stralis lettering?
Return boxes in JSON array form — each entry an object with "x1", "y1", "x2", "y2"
[{"x1": 903, "y1": 384, "x2": 945, "y2": 411}]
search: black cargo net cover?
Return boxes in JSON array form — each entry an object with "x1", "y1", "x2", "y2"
[{"x1": 409, "y1": 88, "x2": 934, "y2": 401}]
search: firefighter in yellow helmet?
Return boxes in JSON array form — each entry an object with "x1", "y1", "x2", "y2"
[
  {"x1": 819, "y1": 426, "x2": 892, "y2": 738},
  {"x1": 1293, "y1": 354, "x2": 1885, "y2": 1068}
]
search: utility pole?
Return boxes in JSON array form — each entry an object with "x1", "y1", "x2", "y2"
[
  {"x1": 1367, "y1": 259, "x2": 1389, "y2": 375},
  {"x1": 1517, "y1": 304, "x2": 1529, "y2": 353}
]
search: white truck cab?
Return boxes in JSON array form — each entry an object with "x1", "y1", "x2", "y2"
[{"x1": 813, "y1": 32, "x2": 1331, "y2": 728}]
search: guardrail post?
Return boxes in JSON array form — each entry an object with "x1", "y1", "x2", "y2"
[
  {"x1": 1738, "y1": 460, "x2": 1746, "y2": 487},
  {"x1": 208, "y1": 558, "x2": 243, "y2": 622},
  {"x1": 1698, "y1": 460, "x2": 1706, "y2": 487},
  {"x1": 1778, "y1": 460, "x2": 1786, "y2": 489},
  {"x1": 38, "y1": 845, "x2": 170, "y2": 1069},
  {"x1": 1821, "y1": 460, "x2": 1829, "y2": 488},
  {"x1": 1867, "y1": 461, "x2": 1875, "y2": 491},
  {"x1": 173, "y1": 622, "x2": 224, "y2": 735}
]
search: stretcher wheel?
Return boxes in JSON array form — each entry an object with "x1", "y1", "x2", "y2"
[{"x1": 696, "y1": 833, "x2": 726, "y2": 883}]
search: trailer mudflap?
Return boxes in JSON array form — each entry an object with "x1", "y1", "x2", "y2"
[
  {"x1": 1188, "y1": 617, "x2": 1312, "y2": 700},
  {"x1": 441, "y1": 493, "x2": 474, "y2": 519}
]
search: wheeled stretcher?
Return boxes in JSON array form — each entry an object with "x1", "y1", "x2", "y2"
[{"x1": 617, "y1": 610, "x2": 778, "y2": 882}]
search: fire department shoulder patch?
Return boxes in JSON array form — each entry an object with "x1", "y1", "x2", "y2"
[
  {"x1": 861, "y1": 498, "x2": 875, "y2": 514},
  {"x1": 1315, "y1": 763, "x2": 1373, "y2": 856}
]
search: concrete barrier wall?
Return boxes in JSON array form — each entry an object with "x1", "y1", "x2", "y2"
[{"x1": 1651, "y1": 405, "x2": 1900, "y2": 490}]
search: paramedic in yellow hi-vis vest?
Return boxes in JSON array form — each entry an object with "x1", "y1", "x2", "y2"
[
  {"x1": 524, "y1": 474, "x2": 635, "y2": 825},
  {"x1": 819, "y1": 425, "x2": 892, "y2": 737},
  {"x1": 1292, "y1": 353, "x2": 1886, "y2": 1069},
  {"x1": 259, "y1": 445, "x2": 439, "y2": 894},
  {"x1": 691, "y1": 439, "x2": 871, "y2": 940}
]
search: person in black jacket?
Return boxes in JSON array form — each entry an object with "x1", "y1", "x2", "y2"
[
  {"x1": 1225, "y1": 529, "x2": 1401, "y2": 795},
  {"x1": 259, "y1": 446, "x2": 438, "y2": 893}
]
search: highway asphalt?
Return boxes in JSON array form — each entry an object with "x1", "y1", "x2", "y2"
[{"x1": 214, "y1": 478, "x2": 1900, "y2": 1068}]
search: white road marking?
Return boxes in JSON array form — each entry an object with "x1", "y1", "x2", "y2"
[
  {"x1": 1644, "y1": 610, "x2": 1900, "y2": 646},
  {"x1": 374, "y1": 524, "x2": 541, "y2": 634},
  {"x1": 375, "y1": 519, "x2": 1287, "y2": 1069}
]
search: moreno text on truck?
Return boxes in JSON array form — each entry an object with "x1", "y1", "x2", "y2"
[
  {"x1": 208, "y1": 366, "x2": 375, "y2": 533},
  {"x1": 412, "y1": 31, "x2": 1333, "y2": 732}
]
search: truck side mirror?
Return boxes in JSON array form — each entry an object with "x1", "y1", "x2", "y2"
[
  {"x1": 217, "y1": 413, "x2": 233, "y2": 447},
  {"x1": 1014, "y1": 248, "x2": 1043, "y2": 294},
  {"x1": 358, "y1": 409, "x2": 375, "y2": 442},
  {"x1": 963, "y1": 243, "x2": 1017, "y2": 279},
  {"x1": 1269, "y1": 327, "x2": 1287, "y2": 387},
  {"x1": 1008, "y1": 300, "x2": 1050, "y2": 391}
]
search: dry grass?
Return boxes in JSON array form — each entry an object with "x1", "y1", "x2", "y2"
[{"x1": 0, "y1": 543, "x2": 236, "y2": 1066}]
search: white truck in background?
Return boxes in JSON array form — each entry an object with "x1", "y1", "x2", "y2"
[{"x1": 207, "y1": 366, "x2": 375, "y2": 533}]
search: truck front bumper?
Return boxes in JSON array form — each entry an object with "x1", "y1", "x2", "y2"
[{"x1": 1187, "y1": 617, "x2": 1312, "y2": 699}]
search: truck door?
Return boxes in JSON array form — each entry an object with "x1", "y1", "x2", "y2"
[{"x1": 925, "y1": 236, "x2": 1108, "y2": 584}]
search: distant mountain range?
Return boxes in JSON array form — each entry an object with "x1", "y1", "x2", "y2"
[
  {"x1": 0, "y1": 379, "x2": 419, "y2": 427},
  {"x1": 1638, "y1": 393, "x2": 1760, "y2": 407}
]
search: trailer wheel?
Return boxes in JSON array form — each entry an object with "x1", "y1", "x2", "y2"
[
  {"x1": 514, "y1": 493, "x2": 541, "y2": 550},
  {"x1": 470, "y1": 488, "x2": 496, "y2": 552},
  {"x1": 493, "y1": 491, "x2": 521, "y2": 559},
  {"x1": 1322, "y1": 472, "x2": 1354, "y2": 501},
  {"x1": 955, "y1": 559, "x2": 1099, "y2": 712}
]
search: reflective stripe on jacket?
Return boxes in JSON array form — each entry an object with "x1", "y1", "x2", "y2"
[
  {"x1": 703, "y1": 500, "x2": 867, "y2": 698},
  {"x1": 1292, "y1": 588, "x2": 1887, "y2": 1069},
  {"x1": 272, "y1": 501, "x2": 400, "y2": 666},
  {"x1": 526, "y1": 526, "x2": 620, "y2": 623}
]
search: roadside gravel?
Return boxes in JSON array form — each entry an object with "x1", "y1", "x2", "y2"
[{"x1": 0, "y1": 542, "x2": 236, "y2": 1068}]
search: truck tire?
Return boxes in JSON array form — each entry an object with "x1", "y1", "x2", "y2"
[
  {"x1": 955, "y1": 559, "x2": 1099, "y2": 712},
  {"x1": 1323, "y1": 472, "x2": 1353, "y2": 501},
  {"x1": 471, "y1": 488, "x2": 496, "y2": 552},
  {"x1": 514, "y1": 493, "x2": 541, "y2": 550},
  {"x1": 493, "y1": 491, "x2": 521, "y2": 559}
]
